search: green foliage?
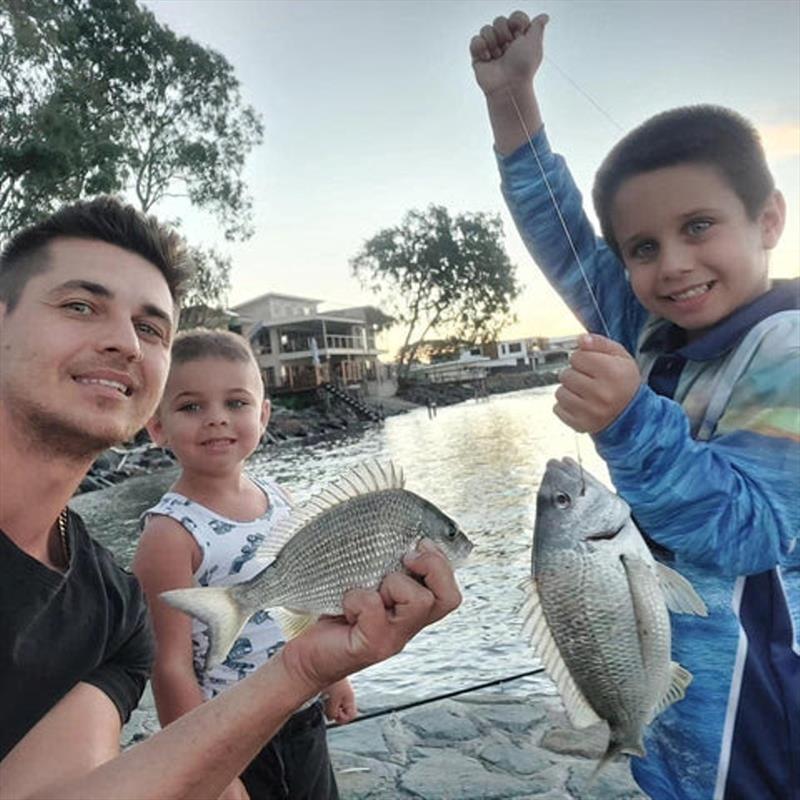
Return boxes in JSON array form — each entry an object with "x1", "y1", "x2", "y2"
[
  {"x1": 351, "y1": 205, "x2": 521, "y2": 376},
  {"x1": 178, "y1": 246, "x2": 232, "y2": 329},
  {"x1": 0, "y1": 0, "x2": 263, "y2": 307}
]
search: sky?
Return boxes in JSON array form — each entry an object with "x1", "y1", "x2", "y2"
[{"x1": 142, "y1": 0, "x2": 800, "y2": 356}]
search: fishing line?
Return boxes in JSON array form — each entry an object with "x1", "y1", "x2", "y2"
[
  {"x1": 543, "y1": 55, "x2": 625, "y2": 133},
  {"x1": 504, "y1": 86, "x2": 612, "y2": 339},
  {"x1": 325, "y1": 667, "x2": 545, "y2": 728}
]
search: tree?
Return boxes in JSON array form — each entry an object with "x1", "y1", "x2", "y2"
[
  {"x1": 351, "y1": 205, "x2": 521, "y2": 379},
  {"x1": 0, "y1": 0, "x2": 263, "y2": 308}
]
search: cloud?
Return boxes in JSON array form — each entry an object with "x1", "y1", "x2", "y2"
[{"x1": 759, "y1": 124, "x2": 800, "y2": 159}]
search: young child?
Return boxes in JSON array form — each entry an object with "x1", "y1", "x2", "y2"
[
  {"x1": 134, "y1": 330, "x2": 356, "y2": 800},
  {"x1": 471, "y1": 12, "x2": 799, "y2": 800}
]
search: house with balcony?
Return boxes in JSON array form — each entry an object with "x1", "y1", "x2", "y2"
[{"x1": 230, "y1": 292, "x2": 392, "y2": 393}]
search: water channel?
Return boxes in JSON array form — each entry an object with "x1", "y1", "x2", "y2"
[{"x1": 72, "y1": 385, "x2": 610, "y2": 708}]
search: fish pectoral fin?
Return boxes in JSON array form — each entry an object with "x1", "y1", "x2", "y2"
[
  {"x1": 520, "y1": 577, "x2": 602, "y2": 729},
  {"x1": 655, "y1": 563, "x2": 708, "y2": 617},
  {"x1": 274, "y1": 607, "x2": 318, "y2": 639},
  {"x1": 161, "y1": 586, "x2": 250, "y2": 671},
  {"x1": 651, "y1": 661, "x2": 693, "y2": 721}
]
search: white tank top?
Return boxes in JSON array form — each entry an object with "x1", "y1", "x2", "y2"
[{"x1": 143, "y1": 476, "x2": 293, "y2": 699}]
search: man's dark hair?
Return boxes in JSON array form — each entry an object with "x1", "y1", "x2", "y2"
[
  {"x1": 171, "y1": 328, "x2": 258, "y2": 369},
  {"x1": 593, "y1": 105, "x2": 775, "y2": 257},
  {"x1": 0, "y1": 195, "x2": 193, "y2": 312}
]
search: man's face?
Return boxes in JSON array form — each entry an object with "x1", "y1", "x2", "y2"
[{"x1": 0, "y1": 237, "x2": 175, "y2": 459}]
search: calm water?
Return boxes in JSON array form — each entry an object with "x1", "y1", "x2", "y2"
[{"x1": 72, "y1": 386, "x2": 610, "y2": 707}]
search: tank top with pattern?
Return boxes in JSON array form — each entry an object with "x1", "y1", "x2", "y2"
[{"x1": 142, "y1": 475, "x2": 292, "y2": 699}]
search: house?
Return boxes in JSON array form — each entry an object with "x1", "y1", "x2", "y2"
[
  {"x1": 408, "y1": 333, "x2": 581, "y2": 384},
  {"x1": 230, "y1": 293, "x2": 392, "y2": 392}
]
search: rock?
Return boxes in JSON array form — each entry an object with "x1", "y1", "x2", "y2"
[
  {"x1": 401, "y1": 751, "x2": 530, "y2": 799},
  {"x1": 479, "y1": 741, "x2": 554, "y2": 775},
  {"x1": 566, "y1": 760, "x2": 646, "y2": 799},
  {"x1": 468, "y1": 701, "x2": 549, "y2": 734},
  {"x1": 330, "y1": 752, "x2": 402, "y2": 799},
  {"x1": 402, "y1": 705, "x2": 480, "y2": 742},
  {"x1": 540, "y1": 723, "x2": 609, "y2": 759}
]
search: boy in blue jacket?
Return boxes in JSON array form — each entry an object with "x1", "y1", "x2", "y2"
[{"x1": 470, "y1": 11, "x2": 799, "y2": 800}]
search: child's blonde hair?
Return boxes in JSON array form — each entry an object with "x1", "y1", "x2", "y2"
[{"x1": 171, "y1": 328, "x2": 259, "y2": 369}]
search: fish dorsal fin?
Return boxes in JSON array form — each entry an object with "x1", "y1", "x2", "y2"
[
  {"x1": 650, "y1": 661, "x2": 693, "y2": 721},
  {"x1": 519, "y1": 577, "x2": 602, "y2": 729},
  {"x1": 655, "y1": 563, "x2": 708, "y2": 617},
  {"x1": 256, "y1": 460, "x2": 405, "y2": 563}
]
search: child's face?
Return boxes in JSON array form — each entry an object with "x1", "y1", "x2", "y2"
[
  {"x1": 610, "y1": 163, "x2": 784, "y2": 335},
  {"x1": 149, "y1": 356, "x2": 268, "y2": 475}
]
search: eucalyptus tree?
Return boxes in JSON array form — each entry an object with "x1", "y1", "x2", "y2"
[
  {"x1": 0, "y1": 0, "x2": 263, "y2": 310},
  {"x1": 352, "y1": 205, "x2": 521, "y2": 379}
]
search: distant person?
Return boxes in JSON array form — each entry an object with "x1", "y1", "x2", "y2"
[
  {"x1": 0, "y1": 196, "x2": 461, "y2": 799},
  {"x1": 471, "y1": 11, "x2": 799, "y2": 800},
  {"x1": 134, "y1": 329, "x2": 355, "y2": 800}
]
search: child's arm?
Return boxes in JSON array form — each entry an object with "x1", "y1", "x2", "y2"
[
  {"x1": 584, "y1": 322, "x2": 800, "y2": 575},
  {"x1": 322, "y1": 677, "x2": 357, "y2": 725},
  {"x1": 133, "y1": 517, "x2": 250, "y2": 800},
  {"x1": 132, "y1": 517, "x2": 206, "y2": 725},
  {"x1": 471, "y1": 11, "x2": 648, "y2": 351}
]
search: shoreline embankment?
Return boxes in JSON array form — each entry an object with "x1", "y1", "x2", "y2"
[{"x1": 79, "y1": 371, "x2": 561, "y2": 494}]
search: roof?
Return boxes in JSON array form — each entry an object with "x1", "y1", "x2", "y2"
[{"x1": 230, "y1": 291, "x2": 322, "y2": 311}]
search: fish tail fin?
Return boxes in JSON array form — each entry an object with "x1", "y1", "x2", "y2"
[
  {"x1": 589, "y1": 734, "x2": 646, "y2": 784},
  {"x1": 160, "y1": 586, "x2": 250, "y2": 670}
]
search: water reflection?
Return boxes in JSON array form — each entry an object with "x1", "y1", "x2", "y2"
[{"x1": 72, "y1": 386, "x2": 609, "y2": 704}]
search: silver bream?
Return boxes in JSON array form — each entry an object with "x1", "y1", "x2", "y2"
[
  {"x1": 163, "y1": 461, "x2": 473, "y2": 669},
  {"x1": 522, "y1": 457, "x2": 707, "y2": 771}
]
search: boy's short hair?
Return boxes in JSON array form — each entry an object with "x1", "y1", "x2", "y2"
[
  {"x1": 171, "y1": 328, "x2": 259, "y2": 370},
  {"x1": 593, "y1": 105, "x2": 775, "y2": 257},
  {"x1": 0, "y1": 195, "x2": 193, "y2": 312}
]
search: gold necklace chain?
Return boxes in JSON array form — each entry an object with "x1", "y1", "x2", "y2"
[{"x1": 57, "y1": 508, "x2": 70, "y2": 567}]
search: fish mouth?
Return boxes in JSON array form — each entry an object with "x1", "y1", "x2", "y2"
[{"x1": 585, "y1": 524, "x2": 625, "y2": 542}]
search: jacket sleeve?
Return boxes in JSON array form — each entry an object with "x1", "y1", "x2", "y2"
[
  {"x1": 594, "y1": 315, "x2": 800, "y2": 576},
  {"x1": 497, "y1": 128, "x2": 649, "y2": 354}
]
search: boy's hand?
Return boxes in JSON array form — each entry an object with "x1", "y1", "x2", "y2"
[
  {"x1": 470, "y1": 11, "x2": 548, "y2": 96},
  {"x1": 280, "y1": 541, "x2": 461, "y2": 692},
  {"x1": 554, "y1": 334, "x2": 641, "y2": 433},
  {"x1": 323, "y1": 678, "x2": 358, "y2": 725}
]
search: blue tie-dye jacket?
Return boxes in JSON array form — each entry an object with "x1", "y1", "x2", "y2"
[{"x1": 498, "y1": 129, "x2": 800, "y2": 800}]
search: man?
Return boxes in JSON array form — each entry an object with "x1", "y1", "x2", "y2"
[{"x1": 0, "y1": 197, "x2": 462, "y2": 799}]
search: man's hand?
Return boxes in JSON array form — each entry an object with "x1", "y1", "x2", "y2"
[
  {"x1": 280, "y1": 541, "x2": 462, "y2": 692},
  {"x1": 470, "y1": 11, "x2": 548, "y2": 97},
  {"x1": 218, "y1": 776, "x2": 250, "y2": 800},
  {"x1": 323, "y1": 678, "x2": 358, "y2": 725},
  {"x1": 554, "y1": 334, "x2": 641, "y2": 433}
]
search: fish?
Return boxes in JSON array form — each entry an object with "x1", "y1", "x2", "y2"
[
  {"x1": 162, "y1": 460, "x2": 474, "y2": 669},
  {"x1": 521, "y1": 457, "x2": 707, "y2": 772}
]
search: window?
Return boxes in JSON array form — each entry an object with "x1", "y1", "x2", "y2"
[{"x1": 508, "y1": 342, "x2": 522, "y2": 353}]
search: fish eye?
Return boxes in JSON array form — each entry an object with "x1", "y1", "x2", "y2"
[
  {"x1": 447, "y1": 526, "x2": 457, "y2": 539},
  {"x1": 554, "y1": 491, "x2": 572, "y2": 509}
]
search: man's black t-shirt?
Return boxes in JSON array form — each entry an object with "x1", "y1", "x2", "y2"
[{"x1": 0, "y1": 508, "x2": 154, "y2": 760}]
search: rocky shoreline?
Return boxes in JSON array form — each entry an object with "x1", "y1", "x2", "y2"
[
  {"x1": 123, "y1": 678, "x2": 644, "y2": 800},
  {"x1": 81, "y1": 371, "x2": 561, "y2": 494}
]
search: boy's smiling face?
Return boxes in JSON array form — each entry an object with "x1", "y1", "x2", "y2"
[
  {"x1": 149, "y1": 356, "x2": 269, "y2": 475},
  {"x1": 611, "y1": 163, "x2": 785, "y2": 336}
]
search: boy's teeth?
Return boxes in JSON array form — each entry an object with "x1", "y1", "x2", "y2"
[{"x1": 671, "y1": 283, "x2": 711, "y2": 301}]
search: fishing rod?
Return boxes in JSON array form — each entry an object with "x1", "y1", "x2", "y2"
[{"x1": 327, "y1": 667, "x2": 546, "y2": 728}]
